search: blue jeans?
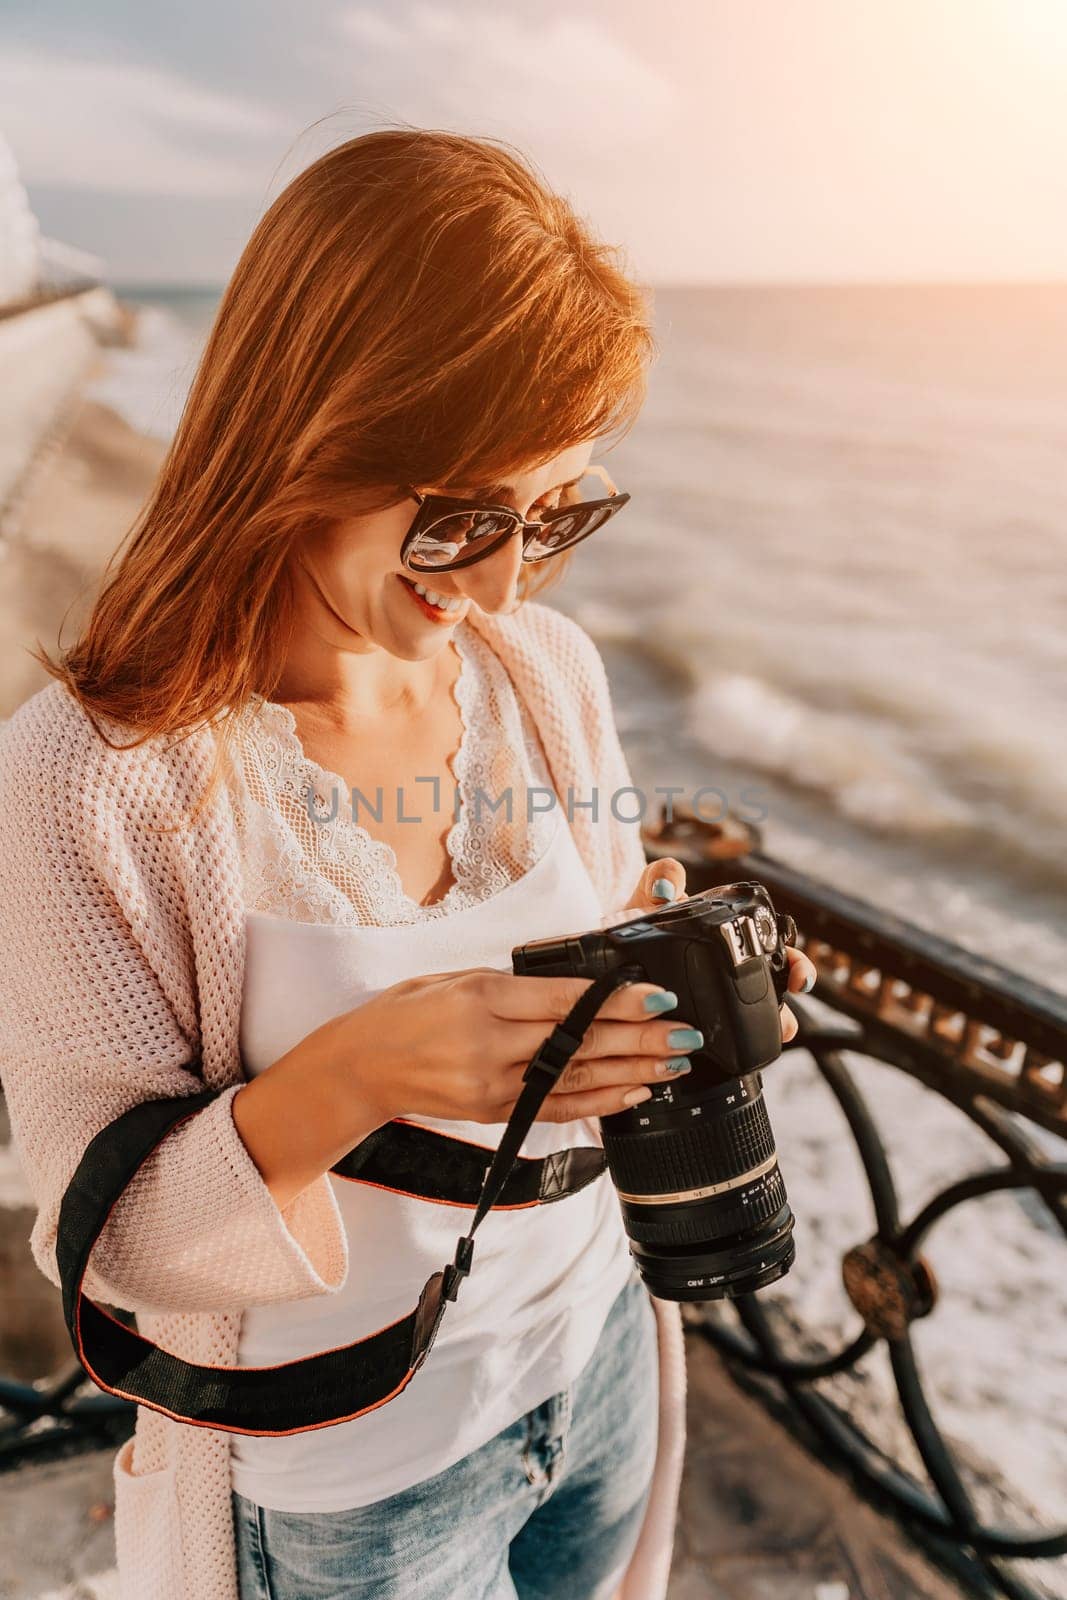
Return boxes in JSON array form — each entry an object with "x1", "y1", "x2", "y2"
[{"x1": 232, "y1": 1270, "x2": 658, "y2": 1600}]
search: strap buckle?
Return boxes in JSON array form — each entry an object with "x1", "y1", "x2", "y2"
[
  {"x1": 522, "y1": 1024, "x2": 583, "y2": 1084},
  {"x1": 441, "y1": 1235, "x2": 475, "y2": 1302}
]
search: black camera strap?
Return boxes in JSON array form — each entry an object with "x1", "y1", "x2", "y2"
[{"x1": 57, "y1": 964, "x2": 643, "y2": 1436}]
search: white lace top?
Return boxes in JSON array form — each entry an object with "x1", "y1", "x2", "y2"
[
  {"x1": 224, "y1": 622, "x2": 560, "y2": 926},
  {"x1": 0, "y1": 598, "x2": 685, "y2": 1600},
  {"x1": 222, "y1": 617, "x2": 636, "y2": 1511}
]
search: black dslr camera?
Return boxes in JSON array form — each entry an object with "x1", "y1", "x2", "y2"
[{"x1": 512, "y1": 882, "x2": 799, "y2": 1302}]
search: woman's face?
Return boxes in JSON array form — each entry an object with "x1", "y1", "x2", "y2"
[{"x1": 291, "y1": 440, "x2": 595, "y2": 663}]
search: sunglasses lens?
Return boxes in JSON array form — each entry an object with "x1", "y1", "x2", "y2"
[
  {"x1": 407, "y1": 510, "x2": 515, "y2": 571},
  {"x1": 523, "y1": 503, "x2": 615, "y2": 561}
]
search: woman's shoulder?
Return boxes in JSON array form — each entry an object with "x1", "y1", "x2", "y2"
[
  {"x1": 467, "y1": 599, "x2": 613, "y2": 710},
  {"x1": 0, "y1": 680, "x2": 220, "y2": 837},
  {"x1": 0, "y1": 682, "x2": 116, "y2": 818},
  {"x1": 504, "y1": 596, "x2": 603, "y2": 658}
]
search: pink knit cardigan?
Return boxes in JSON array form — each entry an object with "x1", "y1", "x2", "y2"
[{"x1": 0, "y1": 599, "x2": 686, "y2": 1600}]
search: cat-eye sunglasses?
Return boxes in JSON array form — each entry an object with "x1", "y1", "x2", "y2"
[{"x1": 399, "y1": 463, "x2": 629, "y2": 575}]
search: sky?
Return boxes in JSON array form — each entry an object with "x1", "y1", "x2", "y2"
[{"x1": 4, "y1": 0, "x2": 1067, "y2": 286}]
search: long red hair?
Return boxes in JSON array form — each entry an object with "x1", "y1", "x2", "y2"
[{"x1": 35, "y1": 127, "x2": 655, "y2": 822}]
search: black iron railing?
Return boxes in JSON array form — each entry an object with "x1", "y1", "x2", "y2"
[
  {"x1": 0, "y1": 281, "x2": 103, "y2": 324},
  {"x1": 0, "y1": 1363, "x2": 133, "y2": 1467},
  {"x1": 641, "y1": 810, "x2": 1067, "y2": 1600}
]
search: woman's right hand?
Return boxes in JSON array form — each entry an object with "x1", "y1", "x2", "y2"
[{"x1": 321, "y1": 968, "x2": 703, "y2": 1127}]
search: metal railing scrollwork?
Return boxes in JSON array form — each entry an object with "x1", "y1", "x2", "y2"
[
  {"x1": 0, "y1": 1361, "x2": 134, "y2": 1467},
  {"x1": 640, "y1": 806, "x2": 1067, "y2": 1600}
]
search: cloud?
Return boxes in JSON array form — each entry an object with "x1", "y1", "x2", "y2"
[
  {"x1": 0, "y1": 44, "x2": 291, "y2": 195},
  {"x1": 331, "y1": 5, "x2": 676, "y2": 150}
]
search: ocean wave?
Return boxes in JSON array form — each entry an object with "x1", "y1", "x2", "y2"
[
  {"x1": 86, "y1": 301, "x2": 203, "y2": 441},
  {"x1": 685, "y1": 670, "x2": 975, "y2": 833},
  {"x1": 571, "y1": 597, "x2": 1067, "y2": 893},
  {"x1": 683, "y1": 668, "x2": 1067, "y2": 891}
]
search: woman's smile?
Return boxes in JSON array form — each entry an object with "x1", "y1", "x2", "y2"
[{"x1": 398, "y1": 573, "x2": 468, "y2": 624}]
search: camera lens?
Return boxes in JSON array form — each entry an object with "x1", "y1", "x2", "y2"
[
  {"x1": 512, "y1": 879, "x2": 798, "y2": 1305},
  {"x1": 600, "y1": 1074, "x2": 795, "y2": 1301}
]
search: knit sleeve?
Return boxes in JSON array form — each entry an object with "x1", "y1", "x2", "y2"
[
  {"x1": 0, "y1": 689, "x2": 349, "y2": 1316},
  {"x1": 571, "y1": 622, "x2": 651, "y2": 909},
  {"x1": 524, "y1": 602, "x2": 650, "y2": 912}
]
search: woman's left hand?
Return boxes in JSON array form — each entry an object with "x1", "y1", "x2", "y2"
[
  {"x1": 780, "y1": 944, "x2": 817, "y2": 1042},
  {"x1": 621, "y1": 858, "x2": 817, "y2": 1044},
  {"x1": 621, "y1": 856, "x2": 688, "y2": 914}
]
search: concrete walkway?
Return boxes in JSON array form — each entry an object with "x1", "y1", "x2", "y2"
[
  {"x1": 669, "y1": 1334, "x2": 964, "y2": 1599},
  {"x1": 0, "y1": 1334, "x2": 967, "y2": 1600}
]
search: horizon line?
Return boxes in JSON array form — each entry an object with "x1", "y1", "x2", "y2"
[{"x1": 110, "y1": 275, "x2": 1067, "y2": 295}]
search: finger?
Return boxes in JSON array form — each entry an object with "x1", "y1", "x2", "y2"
[
  {"x1": 646, "y1": 857, "x2": 687, "y2": 908},
  {"x1": 780, "y1": 1001, "x2": 799, "y2": 1043},
  {"x1": 483, "y1": 971, "x2": 679, "y2": 1026},
  {"x1": 537, "y1": 1082, "x2": 656, "y2": 1122},
  {"x1": 489, "y1": 1062, "x2": 668, "y2": 1126},
  {"x1": 566, "y1": 1014, "x2": 703, "y2": 1064},
  {"x1": 481, "y1": 973, "x2": 693, "y2": 1078},
  {"x1": 784, "y1": 946, "x2": 817, "y2": 994},
  {"x1": 550, "y1": 1051, "x2": 693, "y2": 1096},
  {"x1": 495, "y1": 1010, "x2": 703, "y2": 1081},
  {"x1": 496, "y1": 1050, "x2": 684, "y2": 1107}
]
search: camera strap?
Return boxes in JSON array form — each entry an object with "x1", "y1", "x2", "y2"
[{"x1": 56, "y1": 964, "x2": 644, "y2": 1436}]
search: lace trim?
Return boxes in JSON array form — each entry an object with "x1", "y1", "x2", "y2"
[{"x1": 225, "y1": 623, "x2": 558, "y2": 928}]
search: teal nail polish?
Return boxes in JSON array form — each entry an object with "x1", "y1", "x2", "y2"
[
  {"x1": 643, "y1": 990, "x2": 678, "y2": 1014},
  {"x1": 651, "y1": 878, "x2": 677, "y2": 902},
  {"x1": 664, "y1": 1056, "x2": 691, "y2": 1075},
  {"x1": 802, "y1": 972, "x2": 816, "y2": 993},
  {"x1": 668, "y1": 1026, "x2": 704, "y2": 1050}
]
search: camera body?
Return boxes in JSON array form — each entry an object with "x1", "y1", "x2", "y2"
[{"x1": 512, "y1": 882, "x2": 799, "y2": 1302}]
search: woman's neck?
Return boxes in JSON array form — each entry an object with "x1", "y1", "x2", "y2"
[{"x1": 270, "y1": 636, "x2": 462, "y2": 732}]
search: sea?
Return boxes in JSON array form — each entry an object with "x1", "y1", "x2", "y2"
[{"x1": 84, "y1": 284, "x2": 1067, "y2": 1573}]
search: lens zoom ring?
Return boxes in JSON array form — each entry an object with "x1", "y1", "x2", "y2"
[
  {"x1": 604, "y1": 1094, "x2": 776, "y2": 1197},
  {"x1": 621, "y1": 1170, "x2": 788, "y2": 1246}
]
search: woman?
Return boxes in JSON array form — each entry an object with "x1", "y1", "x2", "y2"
[{"x1": 0, "y1": 128, "x2": 813, "y2": 1600}]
